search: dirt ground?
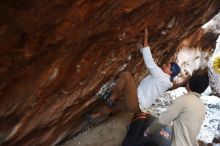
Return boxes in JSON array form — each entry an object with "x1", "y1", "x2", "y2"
[{"x1": 62, "y1": 112, "x2": 133, "y2": 146}]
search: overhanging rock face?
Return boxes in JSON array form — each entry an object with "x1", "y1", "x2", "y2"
[{"x1": 0, "y1": 1, "x2": 220, "y2": 146}]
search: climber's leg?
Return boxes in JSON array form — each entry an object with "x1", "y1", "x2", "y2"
[{"x1": 109, "y1": 71, "x2": 140, "y2": 112}]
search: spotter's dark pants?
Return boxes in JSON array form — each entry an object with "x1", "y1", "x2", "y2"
[{"x1": 122, "y1": 113, "x2": 172, "y2": 146}]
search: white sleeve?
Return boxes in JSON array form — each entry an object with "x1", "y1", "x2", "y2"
[{"x1": 141, "y1": 47, "x2": 165, "y2": 79}]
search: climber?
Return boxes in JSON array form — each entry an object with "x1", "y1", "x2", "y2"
[
  {"x1": 144, "y1": 74, "x2": 209, "y2": 146},
  {"x1": 86, "y1": 29, "x2": 181, "y2": 122}
]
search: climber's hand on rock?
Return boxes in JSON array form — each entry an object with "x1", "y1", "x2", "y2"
[{"x1": 144, "y1": 29, "x2": 149, "y2": 47}]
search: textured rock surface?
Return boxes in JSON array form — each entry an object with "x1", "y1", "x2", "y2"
[
  {"x1": 208, "y1": 35, "x2": 220, "y2": 97},
  {"x1": 0, "y1": 1, "x2": 220, "y2": 146},
  {"x1": 174, "y1": 28, "x2": 219, "y2": 84}
]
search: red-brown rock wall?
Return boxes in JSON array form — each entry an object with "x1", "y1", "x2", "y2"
[{"x1": 0, "y1": 0, "x2": 220, "y2": 145}]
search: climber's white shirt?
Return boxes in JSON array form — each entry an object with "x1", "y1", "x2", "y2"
[{"x1": 137, "y1": 47, "x2": 173, "y2": 113}]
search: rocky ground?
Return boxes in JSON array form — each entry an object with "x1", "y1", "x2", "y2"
[{"x1": 61, "y1": 112, "x2": 133, "y2": 146}]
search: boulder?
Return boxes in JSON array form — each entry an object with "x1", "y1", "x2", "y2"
[{"x1": 0, "y1": 0, "x2": 219, "y2": 145}]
